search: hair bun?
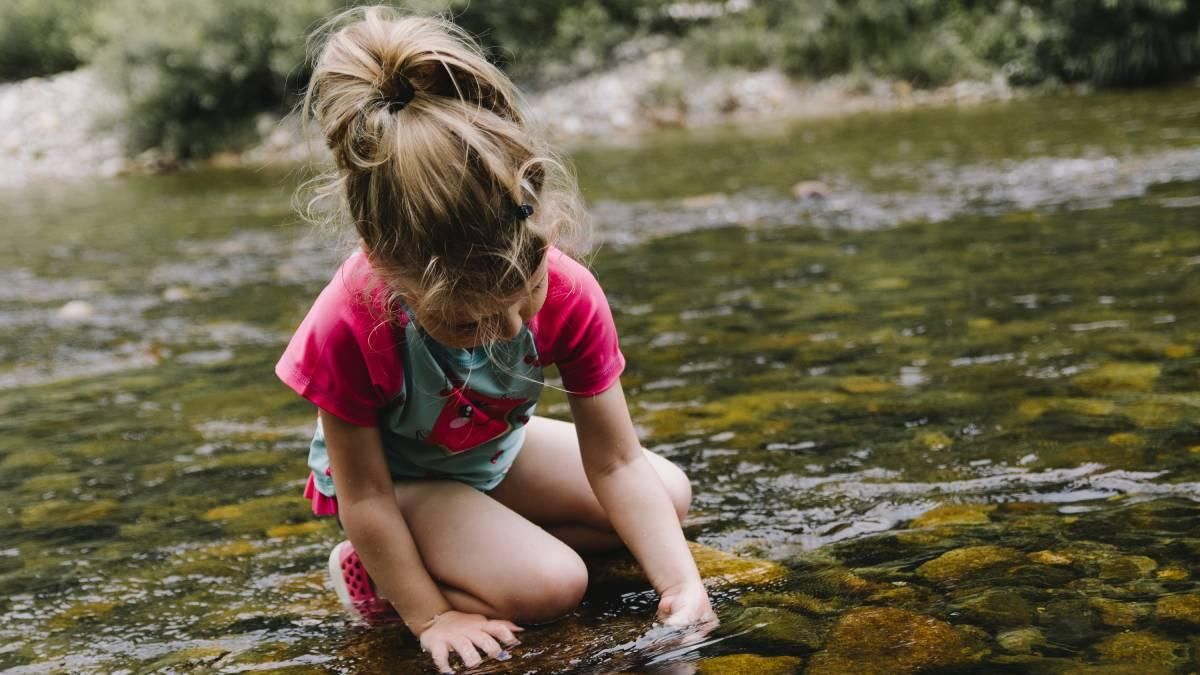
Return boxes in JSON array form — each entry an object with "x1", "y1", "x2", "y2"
[{"x1": 380, "y1": 74, "x2": 415, "y2": 112}]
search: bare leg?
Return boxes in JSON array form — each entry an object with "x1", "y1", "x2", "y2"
[
  {"x1": 487, "y1": 416, "x2": 693, "y2": 553},
  {"x1": 390, "y1": 478, "x2": 589, "y2": 623}
]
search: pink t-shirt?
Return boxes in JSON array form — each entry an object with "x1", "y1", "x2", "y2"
[{"x1": 276, "y1": 247, "x2": 626, "y2": 428}]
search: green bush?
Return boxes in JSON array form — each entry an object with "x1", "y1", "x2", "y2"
[
  {"x1": 88, "y1": 0, "x2": 338, "y2": 158},
  {"x1": 0, "y1": 0, "x2": 101, "y2": 81}
]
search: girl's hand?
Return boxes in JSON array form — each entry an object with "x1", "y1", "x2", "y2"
[
  {"x1": 416, "y1": 611, "x2": 522, "y2": 674},
  {"x1": 656, "y1": 582, "x2": 718, "y2": 631}
]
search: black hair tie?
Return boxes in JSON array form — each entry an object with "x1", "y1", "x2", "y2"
[
  {"x1": 515, "y1": 203, "x2": 534, "y2": 220},
  {"x1": 382, "y1": 77, "x2": 415, "y2": 113}
]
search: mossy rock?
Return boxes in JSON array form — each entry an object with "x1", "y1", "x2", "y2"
[
  {"x1": 1155, "y1": 566, "x2": 1189, "y2": 582},
  {"x1": 266, "y1": 521, "x2": 325, "y2": 538},
  {"x1": 1097, "y1": 555, "x2": 1158, "y2": 582},
  {"x1": 912, "y1": 503, "x2": 993, "y2": 528},
  {"x1": 139, "y1": 646, "x2": 230, "y2": 672},
  {"x1": 1164, "y1": 344, "x2": 1194, "y2": 359},
  {"x1": 0, "y1": 449, "x2": 67, "y2": 472},
  {"x1": 1017, "y1": 398, "x2": 1116, "y2": 419},
  {"x1": 731, "y1": 606, "x2": 825, "y2": 652},
  {"x1": 45, "y1": 600, "x2": 117, "y2": 630},
  {"x1": 1094, "y1": 631, "x2": 1186, "y2": 666},
  {"x1": 738, "y1": 590, "x2": 838, "y2": 616},
  {"x1": 916, "y1": 545, "x2": 1024, "y2": 584},
  {"x1": 1072, "y1": 363, "x2": 1161, "y2": 394},
  {"x1": 957, "y1": 589, "x2": 1034, "y2": 629},
  {"x1": 18, "y1": 472, "x2": 80, "y2": 495},
  {"x1": 913, "y1": 430, "x2": 953, "y2": 450},
  {"x1": 1028, "y1": 550, "x2": 1074, "y2": 566},
  {"x1": 201, "y1": 494, "x2": 309, "y2": 535},
  {"x1": 1089, "y1": 598, "x2": 1144, "y2": 628},
  {"x1": 592, "y1": 543, "x2": 788, "y2": 589},
  {"x1": 696, "y1": 654, "x2": 804, "y2": 675},
  {"x1": 996, "y1": 626, "x2": 1047, "y2": 654},
  {"x1": 1156, "y1": 594, "x2": 1200, "y2": 626},
  {"x1": 807, "y1": 607, "x2": 986, "y2": 675},
  {"x1": 838, "y1": 376, "x2": 895, "y2": 394},
  {"x1": 19, "y1": 498, "x2": 118, "y2": 527}
]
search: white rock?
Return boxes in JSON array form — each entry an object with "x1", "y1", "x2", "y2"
[{"x1": 58, "y1": 300, "x2": 96, "y2": 321}]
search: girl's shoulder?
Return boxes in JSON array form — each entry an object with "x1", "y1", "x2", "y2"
[{"x1": 275, "y1": 250, "x2": 406, "y2": 426}]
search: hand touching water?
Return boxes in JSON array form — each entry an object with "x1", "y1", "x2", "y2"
[
  {"x1": 417, "y1": 610, "x2": 522, "y2": 673},
  {"x1": 657, "y1": 582, "x2": 718, "y2": 632}
]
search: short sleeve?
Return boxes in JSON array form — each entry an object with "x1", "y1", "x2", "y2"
[
  {"x1": 275, "y1": 253, "x2": 405, "y2": 426},
  {"x1": 532, "y1": 249, "x2": 626, "y2": 397}
]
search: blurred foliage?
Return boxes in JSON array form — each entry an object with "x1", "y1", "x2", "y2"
[
  {"x1": 0, "y1": 0, "x2": 99, "y2": 81},
  {"x1": 690, "y1": 0, "x2": 1200, "y2": 87},
  {"x1": 6, "y1": 1, "x2": 1198, "y2": 156}
]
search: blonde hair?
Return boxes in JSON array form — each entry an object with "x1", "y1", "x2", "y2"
[{"x1": 301, "y1": 6, "x2": 586, "y2": 336}]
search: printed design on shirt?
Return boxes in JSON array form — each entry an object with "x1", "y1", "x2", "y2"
[{"x1": 425, "y1": 384, "x2": 534, "y2": 454}]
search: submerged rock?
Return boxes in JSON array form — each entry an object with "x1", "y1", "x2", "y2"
[
  {"x1": 912, "y1": 503, "x2": 994, "y2": 528},
  {"x1": 1094, "y1": 631, "x2": 1187, "y2": 667},
  {"x1": 1072, "y1": 363, "x2": 1161, "y2": 394},
  {"x1": 807, "y1": 607, "x2": 985, "y2": 675},
  {"x1": 916, "y1": 545, "x2": 1024, "y2": 584},
  {"x1": 737, "y1": 590, "x2": 839, "y2": 616},
  {"x1": 592, "y1": 542, "x2": 788, "y2": 589},
  {"x1": 1089, "y1": 597, "x2": 1145, "y2": 628},
  {"x1": 957, "y1": 589, "x2": 1035, "y2": 629},
  {"x1": 696, "y1": 654, "x2": 804, "y2": 675},
  {"x1": 1156, "y1": 594, "x2": 1200, "y2": 626},
  {"x1": 732, "y1": 606, "x2": 825, "y2": 651},
  {"x1": 996, "y1": 626, "x2": 1047, "y2": 654}
]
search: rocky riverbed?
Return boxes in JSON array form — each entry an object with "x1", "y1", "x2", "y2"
[{"x1": 0, "y1": 47, "x2": 1016, "y2": 188}]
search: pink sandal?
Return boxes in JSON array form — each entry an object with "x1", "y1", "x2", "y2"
[{"x1": 327, "y1": 540, "x2": 402, "y2": 624}]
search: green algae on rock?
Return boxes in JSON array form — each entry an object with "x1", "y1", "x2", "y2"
[
  {"x1": 911, "y1": 503, "x2": 994, "y2": 528},
  {"x1": 996, "y1": 626, "x2": 1047, "y2": 654},
  {"x1": 957, "y1": 589, "x2": 1035, "y2": 629},
  {"x1": 696, "y1": 654, "x2": 804, "y2": 675},
  {"x1": 807, "y1": 607, "x2": 986, "y2": 675},
  {"x1": 916, "y1": 545, "x2": 1024, "y2": 584},
  {"x1": 1156, "y1": 594, "x2": 1200, "y2": 626},
  {"x1": 1094, "y1": 631, "x2": 1188, "y2": 667},
  {"x1": 1072, "y1": 363, "x2": 1162, "y2": 394}
]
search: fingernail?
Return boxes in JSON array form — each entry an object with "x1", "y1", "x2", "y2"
[
  {"x1": 504, "y1": 639, "x2": 521, "y2": 647},
  {"x1": 496, "y1": 650, "x2": 511, "y2": 661}
]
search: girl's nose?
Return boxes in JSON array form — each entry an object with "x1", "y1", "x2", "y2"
[{"x1": 499, "y1": 306, "x2": 523, "y2": 340}]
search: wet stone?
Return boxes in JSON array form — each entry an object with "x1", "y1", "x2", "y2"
[
  {"x1": 996, "y1": 626, "x2": 1047, "y2": 654},
  {"x1": 916, "y1": 545, "x2": 1024, "y2": 584},
  {"x1": 807, "y1": 607, "x2": 986, "y2": 675},
  {"x1": 1156, "y1": 594, "x2": 1200, "y2": 626},
  {"x1": 1098, "y1": 555, "x2": 1158, "y2": 582},
  {"x1": 914, "y1": 431, "x2": 954, "y2": 450},
  {"x1": 696, "y1": 654, "x2": 804, "y2": 675},
  {"x1": 1089, "y1": 597, "x2": 1144, "y2": 628},
  {"x1": 838, "y1": 376, "x2": 895, "y2": 394},
  {"x1": 1038, "y1": 598, "x2": 1102, "y2": 646},
  {"x1": 733, "y1": 606, "x2": 825, "y2": 652},
  {"x1": 1029, "y1": 550, "x2": 1074, "y2": 566},
  {"x1": 737, "y1": 590, "x2": 839, "y2": 616},
  {"x1": 957, "y1": 589, "x2": 1035, "y2": 629},
  {"x1": 1094, "y1": 631, "x2": 1187, "y2": 667},
  {"x1": 18, "y1": 499, "x2": 118, "y2": 528},
  {"x1": 140, "y1": 646, "x2": 230, "y2": 672},
  {"x1": 912, "y1": 503, "x2": 994, "y2": 528},
  {"x1": 1072, "y1": 363, "x2": 1161, "y2": 394}
]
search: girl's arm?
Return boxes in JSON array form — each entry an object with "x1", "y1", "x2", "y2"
[
  {"x1": 568, "y1": 383, "x2": 716, "y2": 625},
  {"x1": 320, "y1": 409, "x2": 516, "y2": 672}
]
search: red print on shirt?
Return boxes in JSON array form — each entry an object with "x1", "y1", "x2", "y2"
[{"x1": 425, "y1": 387, "x2": 528, "y2": 454}]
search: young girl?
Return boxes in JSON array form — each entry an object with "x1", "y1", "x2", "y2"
[{"x1": 276, "y1": 7, "x2": 716, "y2": 673}]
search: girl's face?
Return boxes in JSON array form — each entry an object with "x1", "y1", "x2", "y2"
[{"x1": 412, "y1": 257, "x2": 549, "y2": 349}]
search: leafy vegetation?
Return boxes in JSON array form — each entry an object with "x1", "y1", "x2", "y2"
[{"x1": 4, "y1": 1, "x2": 1198, "y2": 156}]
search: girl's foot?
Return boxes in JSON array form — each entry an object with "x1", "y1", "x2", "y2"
[{"x1": 327, "y1": 540, "x2": 402, "y2": 624}]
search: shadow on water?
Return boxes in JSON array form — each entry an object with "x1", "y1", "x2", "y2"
[{"x1": 1, "y1": 87, "x2": 1199, "y2": 672}]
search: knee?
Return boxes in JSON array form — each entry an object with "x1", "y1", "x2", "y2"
[
  {"x1": 658, "y1": 459, "x2": 693, "y2": 523},
  {"x1": 503, "y1": 551, "x2": 588, "y2": 623}
]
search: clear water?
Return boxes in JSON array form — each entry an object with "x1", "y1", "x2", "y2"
[{"x1": 3, "y1": 87, "x2": 1200, "y2": 673}]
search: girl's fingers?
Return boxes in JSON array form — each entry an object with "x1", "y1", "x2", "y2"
[
  {"x1": 482, "y1": 622, "x2": 520, "y2": 647},
  {"x1": 470, "y1": 631, "x2": 506, "y2": 660},
  {"x1": 428, "y1": 642, "x2": 453, "y2": 674},
  {"x1": 451, "y1": 638, "x2": 483, "y2": 669}
]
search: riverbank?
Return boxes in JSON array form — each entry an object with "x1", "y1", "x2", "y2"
[{"x1": 0, "y1": 47, "x2": 1017, "y2": 188}]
